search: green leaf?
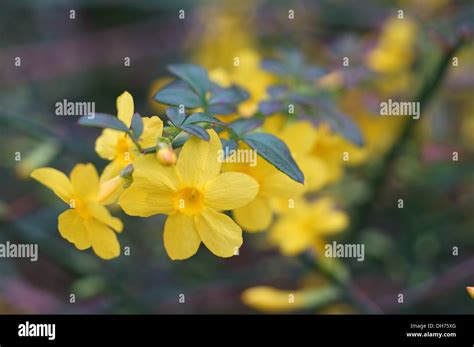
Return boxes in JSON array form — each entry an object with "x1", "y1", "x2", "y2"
[
  {"x1": 168, "y1": 64, "x2": 210, "y2": 97},
  {"x1": 131, "y1": 113, "x2": 144, "y2": 140},
  {"x1": 259, "y1": 100, "x2": 284, "y2": 115},
  {"x1": 207, "y1": 103, "x2": 236, "y2": 115},
  {"x1": 228, "y1": 118, "x2": 262, "y2": 135},
  {"x1": 166, "y1": 107, "x2": 186, "y2": 126},
  {"x1": 180, "y1": 124, "x2": 210, "y2": 141},
  {"x1": 220, "y1": 138, "x2": 238, "y2": 158},
  {"x1": 78, "y1": 113, "x2": 129, "y2": 132},
  {"x1": 209, "y1": 85, "x2": 249, "y2": 104},
  {"x1": 154, "y1": 81, "x2": 202, "y2": 108},
  {"x1": 183, "y1": 112, "x2": 226, "y2": 127},
  {"x1": 242, "y1": 133, "x2": 304, "y2": 183}
]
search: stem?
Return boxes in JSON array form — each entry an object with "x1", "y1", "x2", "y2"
[
  {"x1": 298, "y1": 254, "x2": 382, "y2": 313},
  {"x1": 350, "y1": 39, "x2": 464, "y2": 234}
]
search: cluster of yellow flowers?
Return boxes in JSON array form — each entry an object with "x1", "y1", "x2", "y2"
[{"x1": 29, "y1": 2, "x2": 425, "y2": 313}]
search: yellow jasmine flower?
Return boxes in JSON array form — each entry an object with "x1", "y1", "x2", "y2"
[
  {"x1": 207, "y1": 49, "x2": 274, "y2": 118},
  {"x1": 222, "y1": 144, "x2": 303, "y2": 232},
  {"x1": 264, "y1": 115, "x2": 331, "y2": 192},
  {"x1": 31, "y1": 164, "x2": 124, "y2": 260},
  {"x1": 95, "y1": 91, "x2": 164, "y2": 182},
  {"x1": 270, "y1": 198, "x2": 348, "y2": 256},
  {"x1": 366, "y1": 16, "x2": 417, "y2": 74},
  {"x1": 309, "y1": 124, "x2": 349, "y2": 187},
  {"x1": 118, "y1": 130, "x2": 259, "y2": 260},
  {"x1": 241, "y1": 286, "x2": 326, "y2": 313},
  {"x1": 467, "y1": 287, "x2": 474, "y2": 299}
]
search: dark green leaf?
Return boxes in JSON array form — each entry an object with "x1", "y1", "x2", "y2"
[
  {"x1": 78, "y1": 113, "x2": 129, "y2": 132},
  {"x1": 131, "y1": 113, "x2": 144, "y2": 140},
  {"x1": 168, "y1": 64, "x2": 210, "y2": 97},
  {"x1": 180, "y1": 124, "x2": 210, "y2": 141},
  {"x1": 228, "y1": 118, "x2": 262, "y2": 135},
  {"x1": 259, "y1": 100, "x2": 284, "y2": 115},
  {"x1": 172, "y1": 133, "x2": 190, "y2": 148},
  {"x1": 154, "y1": 81, "x2": 202, "y2": 108},
  {"x1": 242, "y1": 133, "x2": 304, "y2": 184},
  {"x1": 209, "y1": 85, "x2": 249, "y2": 104},
  {"x1": 267, "y1": 85, "x2": 288, "y2": 98},
  {"x1": 207, "y1": 104, "x2": 236, "y2": 115},
  {"x1": 220, "y1": 139, "x2": 238, "y2": 158},
  {"x1": 184, "y1": 112, "x2": 226, "y2": 127},
  {"x1": 166, "y1": 107, "x2": 186, "y2": 126}
]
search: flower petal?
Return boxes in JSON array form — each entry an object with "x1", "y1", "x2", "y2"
[
  {"x1": 99, "y1": 160, "x2": 124, "y2": 184},
  {"x1": 140, "y1": 116, "x2": 164, "y2": 148},
  {"x1": 177, "y1": 129, "x2": 221, "y2": 186},
  {"x1": 58, "y1": 209, "x2": 91, "y2": 250},
  {"x1": 233, "y1": 196, "x2": 273, "y2": 232},
  {"x1": 70, "y1": 163, "x2": 99, "y2": 200},
  {"x1": 31, "y1": 167, "x2": 73, "y2": 203},
  {"x1": 119, "y1": 176, "x2": 175, "y2": 217},
  {"x1": 163, "y1": 213, "x2": 201, "y2": 260},
  {"x1": 95, "y1": 129, "x2": 120, "y2": 161},
  {"x1": 204, "y1": 172, "x2": 259, "y2": 211},
  {"x1": 281, "y1": 121, "x2": 317, "y2": 155},
  {"x1": 88, "y1": 203, "x2": 123, "y2": 232},
  {"x1": 260, "y1": 171, "x2": 303, "y2": 199},
  {"x1": 195, "y1": 207, "x2": 242, "y2": 257},
  {"x1": 85, "y1": 218, "x2": 120, "y2": 260},
  {"x1": 270, "y1": 215, "x2": 312, "y2": 256},
  {"x1": 117, "y1": 91, "x2": 134, "y2": 127},
  {"x1": 311, "y1": 198, "x2": 349, "y2": 234},
  {"x1": 133, "y1": 155, "x2": 180, "y2": 191}
]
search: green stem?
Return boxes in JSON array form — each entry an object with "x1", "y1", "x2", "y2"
[{"x1": 350, "y1": 39, "x2": 464, "y2": 235}]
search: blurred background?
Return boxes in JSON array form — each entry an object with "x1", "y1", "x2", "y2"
[{"x1": 0, "y1": 0, "x2": 473, "y2": 314}]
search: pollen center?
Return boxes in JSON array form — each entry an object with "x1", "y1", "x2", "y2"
[
  {"x1": 174, "y1": 187, "x2": 204, "y2": 215},
  {"x1": 116, "y1": 136, "x2": 134, "y2": 164}
]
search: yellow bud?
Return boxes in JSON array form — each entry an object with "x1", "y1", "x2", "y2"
[
  {"x1": 156, "y1": 148, "x2": 177, "y2": 166},
  {"x1": 98, "y1": 175, "x2": 125, "y2": 204},
  {"x1": 467, "y1": 287, "x2": 474, "y2": 299}
]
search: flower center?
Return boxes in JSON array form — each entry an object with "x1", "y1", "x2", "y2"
[
  {"x1": 116, "y1": 136, "x2": 134, "y2": 164},
  {"x1": 69, "y1": 197, "x2": 90, "y2": 218},
  {"x1": 174, "y1": 187, "x2": 204, "y2": 215}
]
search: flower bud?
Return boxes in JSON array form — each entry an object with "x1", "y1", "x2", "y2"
[
  {"x1": 156, "y1": 147, "x2": 177, "y2": 166},
  {"x1": 467, "y1": 287, "x2": 474, "y2": 299}
]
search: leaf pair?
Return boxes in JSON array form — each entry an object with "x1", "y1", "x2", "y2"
[{"x1": 154, "y1": 64, "x2": 249, "y2": 115}]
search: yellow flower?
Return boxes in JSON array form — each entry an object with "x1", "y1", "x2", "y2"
[
  {"x1": 309, "y1": 124, "x2": 349, "y2": 187},
  {"x1": 207, "y1": 49, "x2": 274, "y2": 118},
  {"x1": 118, "y1": 130, "x2": 259, "y2": 260},
  {"x1": 241, "y1": 286, "x2": 323, "y2": 313},
  {"x1": 95, "y1": 91, "x2": 163, "y2": 182},
  {"x1": 270, "y1": 198, "x2": 348, "y2": 256},
  {"x1": 222, "y1": 144, "x2": 303, "y2": 232},
  {"x1": 467, "y1": 287, "x2": 474, "y2": 299},
  {"x1": 264, "y1": 115, "x2": 332, "y2": 192},
  {"x1": 366, "y1": 16, "x2": 417, "y2": 74},
  {"x1": 31, "y1": 164, "x2": 124, "y2": 260}
]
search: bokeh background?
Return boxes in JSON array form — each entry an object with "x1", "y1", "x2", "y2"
[{"x1": 0, "y1": 0, "x2": 473, "y2": 314}]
